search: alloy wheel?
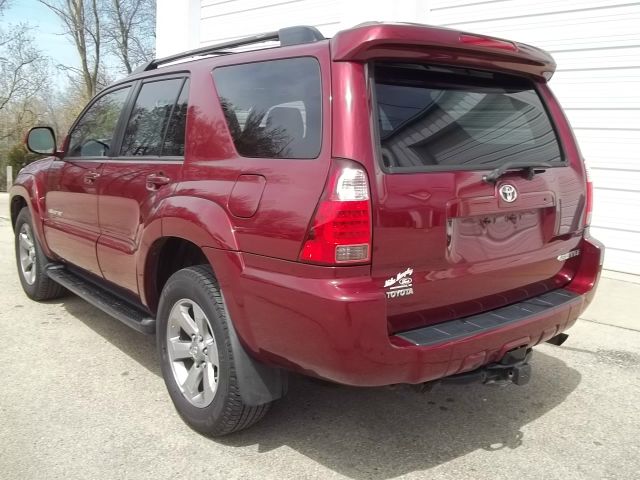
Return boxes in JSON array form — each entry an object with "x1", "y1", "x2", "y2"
[
  {"x1": 18, "y1": 223, "x2": 37, "y2": 285},
  {"x1": 166, "y1": 298, "x2": 220, "y2": 407}
]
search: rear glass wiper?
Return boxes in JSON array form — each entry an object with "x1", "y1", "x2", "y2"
[{"x1": 482, "y1": 161, "x2": 553, "y2": 184}]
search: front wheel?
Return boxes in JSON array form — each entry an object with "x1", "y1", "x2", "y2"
[
  {"x1": 157, "y1": 265, "x2": 271, "y2": 436},
  {"x1": 14, "y1": 207, "x2": 66, "y2": 301}
]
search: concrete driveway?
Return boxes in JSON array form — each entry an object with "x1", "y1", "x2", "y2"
[{"x1": 0, "y1": 192, "x2": 639, "y2": 479}]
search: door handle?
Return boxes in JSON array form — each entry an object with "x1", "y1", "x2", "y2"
[
  {"x1": 146, "y1": 173, "x2": 171, "y2": 191},
  {"x1": 84, "y1": 171, "x2": 101, "y2": 184}
]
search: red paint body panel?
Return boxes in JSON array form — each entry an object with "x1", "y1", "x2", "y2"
[
  {"x1": 97, "y1": 160, "x2": 182, "y2": 294},
  {"x1": 9, "y1": 22, "x2": 603, "y2": 387},
  {"x1": 43, "y1": 159, "x2": 103, "y2": 275}
]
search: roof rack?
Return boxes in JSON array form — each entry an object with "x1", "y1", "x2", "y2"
[{"x1": 134, "y1": 25, "x2": 325, "y2": 74}]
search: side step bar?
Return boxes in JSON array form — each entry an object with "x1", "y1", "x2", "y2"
[{"x1": 46, "y1": 265, "x2": 156, "y2": 335}]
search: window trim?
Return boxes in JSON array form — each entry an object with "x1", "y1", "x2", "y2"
[
  {"x1": 368, "y1": 62, "x2": 568, "y2": 175},
  {"x1": 210, "y1": 55, "x2": 323, "y2": 161},
  {"x1": 66, "y1": 84, "x2": 135, "y2": 160},
  {"x1": 112, "y1": 74, "x2": 190, "y2": 161}
]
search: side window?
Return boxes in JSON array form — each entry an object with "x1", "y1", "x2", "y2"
[
  {"x1": 120, "y1": 78, "x2": 187, "y2": 157},
  {"x1": 213, "y1": 57, "x2": 322, "y2": 159},
  {"x1": 67, "y1": 87, "x2": 131, "y2": 157},
  {"x1": 162, "y1": 79, "x2": 189, "y2": 156}
]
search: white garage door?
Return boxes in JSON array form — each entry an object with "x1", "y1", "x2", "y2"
[
  {"x1": 428, "y1": 0, "x2": 640, "y2": 274},
  {"x1": 199, "y1": 0, "x2": 343, "y2": 46}
]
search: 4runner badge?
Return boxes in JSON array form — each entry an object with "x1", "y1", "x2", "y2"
[{"x1": 384, "y1": 267, "x2": 414, "y2": 299}]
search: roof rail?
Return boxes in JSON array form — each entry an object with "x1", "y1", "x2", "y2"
[{"x1": 134, "y1": 25, "x2": 325, "y2": 74}]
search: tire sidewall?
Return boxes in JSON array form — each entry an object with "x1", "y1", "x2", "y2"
[
  {"x1": 14, "y1": 208, "x2": 47, "y2": 299},
  {"x1": 156, "y1": 268, "x2": 234, "y2": 432}
]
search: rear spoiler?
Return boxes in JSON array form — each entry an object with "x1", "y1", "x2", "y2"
[{"x1": 331, "y1": 23, "x2": 556, "y2": 81}]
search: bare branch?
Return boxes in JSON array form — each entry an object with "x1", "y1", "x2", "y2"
[{"x1": 103, "y1": 0, "x2": 155, "y2": 74}]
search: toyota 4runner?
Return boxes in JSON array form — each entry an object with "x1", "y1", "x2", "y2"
[{"x1": 10, "y1": 23, "x2": 603, "y2": 435}]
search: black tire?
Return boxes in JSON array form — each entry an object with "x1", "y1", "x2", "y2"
[
  {"x1": 14, "y1": 207, "x2": 66, "y2": 301},
  {"x1": 157, "y1": 265, "x2": 271, "y2": 436}
]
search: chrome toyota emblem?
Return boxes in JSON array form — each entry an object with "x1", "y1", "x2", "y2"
[{"x1": 499, "y1": 184, "x2": 518, "y2": 203}]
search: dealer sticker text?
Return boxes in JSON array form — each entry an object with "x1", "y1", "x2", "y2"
[{"x1": 384, "y1": 267, "x2": 414, "y2": 299}]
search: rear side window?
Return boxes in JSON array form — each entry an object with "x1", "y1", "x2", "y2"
[
  {"x1": 120, "y1": 77, "x2": 189, "y2": 157},
  {"x1": 162, "y1": 79, "x2": 190, "y2": 156},
  {"x1": 213, "y1": 57, "x2": 321, "y2": 159},
  {"x1": 374, "y1": 63, "x2": 562, "y2": 172}
]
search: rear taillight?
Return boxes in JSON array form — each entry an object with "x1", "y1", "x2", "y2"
[
  {"x1": 299, "y1": 159, "x2": 372, "y2": 265},
  {"x1": 585, "y1": 165, "x2": 593, "y2": 227}
]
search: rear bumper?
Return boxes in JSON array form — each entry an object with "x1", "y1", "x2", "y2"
[{"x1": 205, "y1": 234, "x2": 604, "y2": 387}]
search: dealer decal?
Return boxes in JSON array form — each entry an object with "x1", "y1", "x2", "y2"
[{"x1": 384, "y1": 267, "x2": 414, "y2": 299}]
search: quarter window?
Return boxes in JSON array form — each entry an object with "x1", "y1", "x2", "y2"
[
  {"x1": 162, "y1": 79, "x2": 190, "y2": 156},
  {"x1": 68, "y1": 87, "x2": 131, "y2": 157},
  {"x1": 213, "y1": 57, "x2": 322, "y2": 159},
  {"x1": 120, "y1": 78, "x2": 189, "y2": 157}
]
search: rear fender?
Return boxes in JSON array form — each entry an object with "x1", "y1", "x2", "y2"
[
  {"x1": 137, "y1": 196, "x2": 238, "y2": 307},
  {"x1": 160, "y1": 196, "x2": 238, "y2": 250}
]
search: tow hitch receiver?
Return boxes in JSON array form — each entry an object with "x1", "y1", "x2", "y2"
[{"x1": 429, "y1": 347, "x2": 533, "y2": 388}]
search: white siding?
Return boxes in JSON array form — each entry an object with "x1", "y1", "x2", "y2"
[
  {"x1": 429, "y1": 0, "x2": 640, "y2": 275},
  {"x1": 199, "y1": 0, "x2": 343, "y2": 45},
  {"x1": 193, "y1": 0, "x2": 429, "y2": 49}
]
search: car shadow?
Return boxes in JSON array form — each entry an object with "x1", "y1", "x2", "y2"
[
  {"x1": 59, "y1": 295, "x2": 581, "y2": 479},
  {"x1": 58, "y1": 295, "x2": 160, "y2": 376}
]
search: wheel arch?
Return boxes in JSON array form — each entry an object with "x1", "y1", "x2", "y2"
[
  {"x1": 142, "y1": 236, "x2": 210, "y2": 314},
  {"x1": 9, "y1": 180, "x2": 56, "y2": 259},
  {"x1": 10, "y1": 194, "x2": 28, "y2": 230},
  {"x1": 137, "y1": 195, "x2": 239, "y2": 311}
]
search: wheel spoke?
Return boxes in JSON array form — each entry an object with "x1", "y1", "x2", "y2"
[
  {"x1": 202, "y1": 363, "x2": 217, "y2": 404},
  {"x1": 168, "y1": 337, "x2": 192, "y2": 360},
  {"x1": 205, "y1": 339, "x2": 219, "y2": 368},
  {"x1": 182, "y1": 364, "x2": 203, "y2": 399},
  {"x1": 176, "y1": 306, "x2": 198, "y2": 337},
  {"x1": 193, "y1": 303, "x2": 208, "y2": 339},
  {"x1": 19, "y1": 232, "x2": 32, "y2": 251}
]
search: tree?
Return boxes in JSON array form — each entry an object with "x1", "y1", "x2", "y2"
[
  {"x1": 7, "y1": 142, "x2": 41, "y2": 171},
  {"x1": 0, "y1": 0, "x2": 49, "y2": 190},
  {"x1": 38, "y1": 0, "x2": 102, "y2": 99},
  {"x1": 103, "y1": 0, "x2": 155, "y2": 74},
  {"x1": 0, "y1": 2, "x2": 48, "y2": 118}
]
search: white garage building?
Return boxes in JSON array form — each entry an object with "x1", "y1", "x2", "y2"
[{"x1": 156, "y1": 0, "x2": 640, "y2": 275}]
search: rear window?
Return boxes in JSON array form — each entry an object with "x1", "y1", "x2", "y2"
[
  {"x1": 373, "y1": 63, "x2": 563, "y2": 172},
  {"x1": 213, "y1": 57, "x2": 322, "y2": 159}
]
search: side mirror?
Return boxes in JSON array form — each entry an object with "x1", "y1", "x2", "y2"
[{"x1": 26, "y1": 126, "x2": 57, "y2": 156}]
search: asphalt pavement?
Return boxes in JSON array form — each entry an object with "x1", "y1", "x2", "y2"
[{"x1": 0, "y1": 192, "x2": 638, "y2": 480}]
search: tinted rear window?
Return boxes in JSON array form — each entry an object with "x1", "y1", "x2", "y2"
[
  {"x1": 120, "y1": 77, "x2": 188, "y2": 157},
  {"x1": 213, "y1": 57, "x2": 322, "y2": 159},
  {"x1": 374, "y1": 63, "x2": 562, "y2": 172}
]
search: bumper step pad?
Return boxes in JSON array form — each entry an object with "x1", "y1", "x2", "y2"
[{"x1": 396, "y1": 289, "x2": 579, "y2": 347}]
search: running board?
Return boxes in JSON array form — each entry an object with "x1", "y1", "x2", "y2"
[{"x1": 46, "y1": 265, "x2": 156, "y2": 335}]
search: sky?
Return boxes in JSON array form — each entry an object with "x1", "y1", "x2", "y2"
[{"x1": 3, "y1": 0, "x2": 80, "y2": 75}]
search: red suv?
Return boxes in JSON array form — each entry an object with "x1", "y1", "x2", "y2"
[{"x1": 10, "y1": 23, "x2": 603, "y2": 435}]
